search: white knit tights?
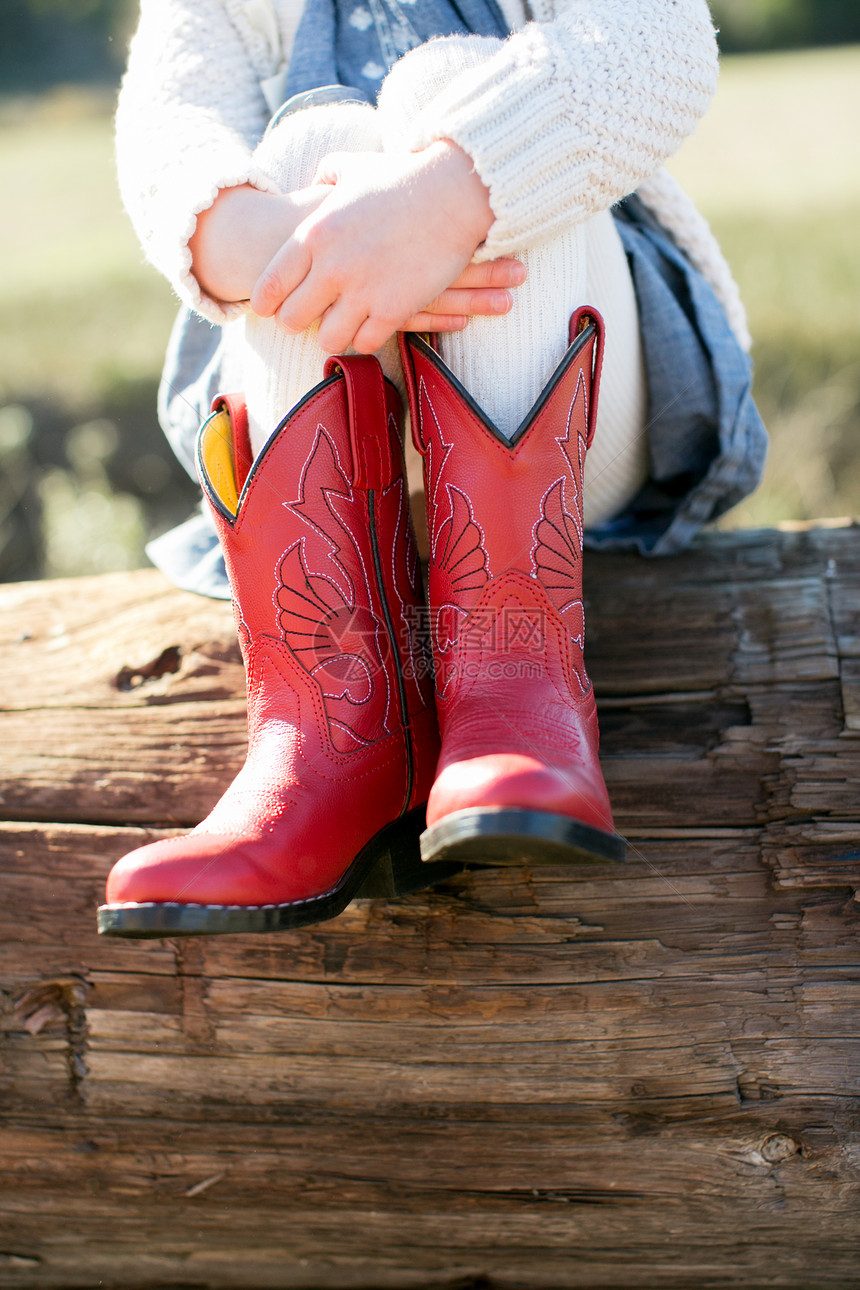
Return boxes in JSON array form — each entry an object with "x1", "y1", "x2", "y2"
[{"x1": 239, "y1": 99, "x2": 648, "y2": 529}]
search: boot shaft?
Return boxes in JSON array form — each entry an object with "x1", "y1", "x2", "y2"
[
  {"x1": 197, "y1": 356, "x2": 436, "y2": 766},
  {"x1": 400, "y1": 311, "x2": 604, "y2": 702}
]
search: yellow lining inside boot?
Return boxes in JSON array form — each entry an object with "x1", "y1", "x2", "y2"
[{"x1": 199, "y1": 409, "x2": 239, "y2": 516}]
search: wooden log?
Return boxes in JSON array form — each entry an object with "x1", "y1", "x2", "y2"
[{"x1": 1, "y1": 526, "x2": 859, "y2": 1289}]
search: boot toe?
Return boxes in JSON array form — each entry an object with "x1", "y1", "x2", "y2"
[
  {"x1": 104, "y1": 832, "x2": 322, "y2": 909},
  {"x1": 428, "y1": 753, "x2": 615, "y2": 836}
]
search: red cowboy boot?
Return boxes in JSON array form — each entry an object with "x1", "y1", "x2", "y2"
[
  {"x1": 98, "y1": 355, "x2": 451, "y2": 938},
  {"x1": 399, "y1": 309, "x2": 625, "y2": 867}
]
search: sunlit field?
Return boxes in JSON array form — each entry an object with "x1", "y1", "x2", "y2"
[
  {"x1": 0, "y1": 46, "x2": 858, "y2": 576},
  {"x1": 669, "y1": 44, "x2": 860, "y2": 525}
]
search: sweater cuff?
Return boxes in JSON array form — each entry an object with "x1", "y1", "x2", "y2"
[
  {"x1": 147, "y1": 156, "x2": 282, "y2": 326},
  {"x1": 400, "y1": 26, "x2": 581, "y2": 259},
  {"x1": 179, "y1": 164, "x2": 282, "y2": 325}
]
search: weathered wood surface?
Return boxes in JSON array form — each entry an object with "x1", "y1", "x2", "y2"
[{"x1": 1, "y1": 526, "x2": 859, "y2": 1289}]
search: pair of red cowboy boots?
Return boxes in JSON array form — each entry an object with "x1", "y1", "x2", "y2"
[{"x1": 98, "y1": 309, "x2": 624, "y2": 939}]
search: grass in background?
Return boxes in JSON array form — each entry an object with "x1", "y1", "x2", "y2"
[
  {"x1": 668, "y1": 44, "x2": 860, "y2": 525},
  {"x1": 0, "y1": 89, "x2": 175, "y2": 408},
  {"x1": 0, "y1": 89, "x2": 191, "y2": 578},
  {"x1": 0, "y1": 49, "x2": 859, "y2": 577}
]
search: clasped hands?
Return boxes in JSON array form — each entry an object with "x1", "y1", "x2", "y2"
[{"x1": 190, "y1": 140, "x2": 525, "y2": 354}]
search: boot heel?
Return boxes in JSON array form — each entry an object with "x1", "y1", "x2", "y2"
[
  {"x1": 357, "y1": 807, "x2": 461, "y2": 898},
  {"x1": 420, "y1": 807, "x2": 627, "y2": 867}
]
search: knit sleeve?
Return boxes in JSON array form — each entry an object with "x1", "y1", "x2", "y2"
[
  {"x1": 377, "y1": 0, "x2": 719, "y2": 260},
  {"x1": 115, "y1": 0, "x2": 284, "y2": 323}
]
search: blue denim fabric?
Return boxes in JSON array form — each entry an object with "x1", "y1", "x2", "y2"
[
  {"x1": 283, "y1": 0, "x2": 508, "y2": 98},
  {"x1": 146, "y1": 197, "x2": 767, "y2": 599},
  {"x1": 585, "y1": 196, "x2": 767, "y2": 556},
  {"x1": 147, "y1": 505, "x2": 234, "y2": 600}
]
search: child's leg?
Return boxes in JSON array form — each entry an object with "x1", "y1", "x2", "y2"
[
  {"x1": 579, "y1": 212, "x2": 649, "y2": 525},
  {"x1": 431, "y1": 209, "x2": 648, "y2": 527},
  {"x1": 377, "y1": 38, "x2": 649, "y2": 527},
  {"x1": 238, "y1": 66, "x2": 649, "y2": 526},
  {"x1": 239, "y1": 102, "x2": 401, "y2": 456},
  {"x1": 373, "y1": 39, "x2": 637, "y2": 864}
]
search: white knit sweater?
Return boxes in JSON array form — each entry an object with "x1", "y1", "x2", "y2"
[{"x1": 116, "y1": 0, "x2": 751, "y2": 349}]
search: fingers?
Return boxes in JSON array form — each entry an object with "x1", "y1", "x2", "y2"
[
  {"x1": 274, "y1": 267, "x2": 341, "y2": 335},
  {"x1": 318, "y1": 302, "x2": 372, "y2": 354},
  {"x1": 403, "y1": 312, "x2": 469, "y2": 334},
  {"x1": 351, "y1": 316, "x2": 403, "y2": 355},
  {"x1": 249, "y1": 238, "x2": 313, "y2": 319},
  {"x1": 312, "y1": 151, "x2": 361, "y2": 187},
  {"x1": 422, "y1": 286, "x2": 513, "y2": 318},
  {"x1": 449, "y1": 258, "x2": 527, "y2": 290},
  {"x1": 247, "y1": 189, "x2": 527, "y2": 347},
  {"x1": 419, "y1": 257, "x2": 527, "y2": 318}
]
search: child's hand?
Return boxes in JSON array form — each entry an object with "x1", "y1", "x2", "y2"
[
  {"x1": 189, "y1": 184, "x2": 328, "y2": 305},
  {"x1": 249, "y1": 142, "x2": 520, "y2": 354},
  {"x1": 403, "y1": 256, "x2": 527, "y2": 334}
]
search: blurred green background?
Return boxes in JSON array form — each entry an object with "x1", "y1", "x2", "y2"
[{"x1": 1, "y1": 0, "x2": 858, "y2": 581}]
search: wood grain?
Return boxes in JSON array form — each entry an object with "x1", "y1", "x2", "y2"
[{"x1": 1, "y1": 526, "x2": 858, "y2": 1288}]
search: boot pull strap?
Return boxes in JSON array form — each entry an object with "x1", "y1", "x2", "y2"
[
  {"x1": 211, "y1": 393, "x2": 253, "y2": 491},
  {"x1": 323, "y1": 354, "x2": 398, "y2": 490},
  {"x1": 567, "y1": 308, "x2": 605, "y2": 450}
]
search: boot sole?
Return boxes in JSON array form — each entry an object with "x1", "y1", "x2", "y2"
[
  {"x1": 97, "y1": 808, "x2": 460, "y2": 939},
  {"x1": 420, "y1": 808, "x2": 626, "y2": 867}
]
